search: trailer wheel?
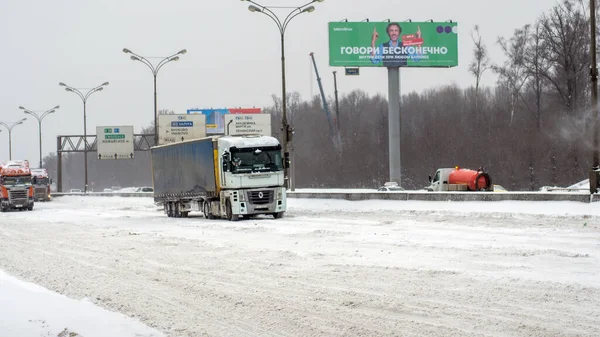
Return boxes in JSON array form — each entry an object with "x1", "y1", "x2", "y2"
[
  {"x1": 226, "y1": 200, "x2": 239, "y2": 221},
  {"x1": 203, "y1": 201, "x2": 211, "y2": 219},
  {"x1": 181, "y1": 211, "x2": 189, "y2": 218},
  {"x1": 174, "y1": 202, "x2": 181, "y2": 218},
  {"x1": 166, "y1": 202, "x2": 173, "y2": 217}
]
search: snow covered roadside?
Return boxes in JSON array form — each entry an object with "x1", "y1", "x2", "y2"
[
  {"x1": 0, "y1": 270, "x2": 165, "y2": 337},
  {"x1": 1, "y1": 196, "x2": 599, "y2": 337}
]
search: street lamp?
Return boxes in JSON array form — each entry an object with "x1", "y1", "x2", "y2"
[
  {"x1": 242, "y1": 0, "x2": 324, "y2": 190},
  {"x1": 19, "y1": 105, "x2": 60, "y2": 169},
  {"x1": 122, "y1": 48, "x2": 186, "y2": 146},
  {"x1": 59, "y1": 81, "x2": 109, "y2": 193},
  {"x1": 0, "y1": 118, "x2": 27, "y2": 161}
]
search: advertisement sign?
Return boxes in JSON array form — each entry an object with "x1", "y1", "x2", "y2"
[
  {"x1": 96, "y1": 126, "x2": 134, "y2": 160},
  {"x1": 329, "y1": 21, "x2": 458, "y2": 68},
  {"x1": 158, "y1": 114, "x2": 206, "y2": 144},
  {"x1": 224, "y1": 114, "x2": 271, "y2": 136},
  {"x1": 187, "y1": 108, "x2": 261, "y2": 134}
]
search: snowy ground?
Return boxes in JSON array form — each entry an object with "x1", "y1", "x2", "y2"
[{"x1": 1, "y1": 196, "x2": 599, "y2": 337}]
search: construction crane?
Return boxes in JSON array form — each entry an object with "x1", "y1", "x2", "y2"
[{"x1": 309, "y1": 52, "x2": 342, "y2": 153}]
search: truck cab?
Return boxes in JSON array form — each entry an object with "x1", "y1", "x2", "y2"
[
  {"x1": 31, "y1": 168, "x2": 52, "y2": 201},
  {"x1": 215, "y1": 136, "x2": 286, "y2": 220},
  {"x1": 0, "y1": 160, "x2": 35, "y2": 211}
]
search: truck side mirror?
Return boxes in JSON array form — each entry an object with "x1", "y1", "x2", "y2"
[
  {"x1": 32, "y1": 177, "x2": 37, "y2": 184},
  {"x1": 50, "y1": 178, "x2": 53, "y2": 184},
  {"x1": 428, "y1": 174, "x2": 432, "y2": 183}
]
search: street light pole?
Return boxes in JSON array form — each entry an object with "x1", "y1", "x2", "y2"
[
  {"x1": 59, "y1": 82, "x2": 109, "y2": 193},
  {"x1": 0, "y1": 119, "x2": 27, "y2": 161},
  {"x1": 242, "y1": 0, "x2": 324, "y2": 190},
  {"x1": 19, "y1": 105, "x2": 60, "y2": 168},
  {"x1": 122, "y1": 48, "x2": 187, "y2": 146}
]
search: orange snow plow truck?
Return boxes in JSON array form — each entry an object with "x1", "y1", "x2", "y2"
[
  {"x1": 0, "y1": 160, "x2": 35, "y2": 211},
  {"x1": 426, "y1": 166, "x2": 493, "y2": 192}
]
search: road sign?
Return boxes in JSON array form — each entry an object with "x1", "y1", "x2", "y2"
[
  {"x1": 187, "y1": 108, "x2": 261, "y2": 134},
  {"x1": 158, "y1": 114, "x2": 206, "y2": 145},
  {"x1": 345, "y1": 67, "x2": 360, "y2": 75},
  {"x1": 96, "y1": 126, "x2": 134, "y2": 160},
  {"x1": 224, "y1": 114, "x2": 271, "y2": 136}
]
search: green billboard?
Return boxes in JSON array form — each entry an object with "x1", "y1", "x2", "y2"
[{"x1": 329, "y1": 21, "x2": 458, "y2": 68}]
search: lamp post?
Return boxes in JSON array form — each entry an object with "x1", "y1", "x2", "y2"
[
  {"x1": 19, "y1": 105, "x2": 60, "y2": 168},
  {"x1": 0, "y1": 118, "x2": 27, "y2": 161},
  {"x1": 59, "y1": 81, "x2": 109, "y2": 193},
  {"x1": 242, "y1": 0, "x2": 324, "y2": 190},
  {"x1": 122, "y1": 48, "x2": 186, "y2": 146}
]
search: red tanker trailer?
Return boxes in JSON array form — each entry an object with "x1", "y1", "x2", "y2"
[{"x1": 427, "y1": 166, "x2": 492, "y2": 192}]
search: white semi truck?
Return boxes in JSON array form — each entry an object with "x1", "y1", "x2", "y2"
[{"x1": 151, "y1": 135, "x2": 287, "y2": 221}]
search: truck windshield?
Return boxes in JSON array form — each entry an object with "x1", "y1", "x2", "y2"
[
  {"x1": 231, "y1": 148, "x2": 283, "y2": 174},
  {"x1": 2, "y1": 175, "x2": 32, "y2": 186},
  {"x1": 35, "y1": 177, "x2": 50, "y2": 185}
]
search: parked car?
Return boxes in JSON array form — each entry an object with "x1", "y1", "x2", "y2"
[
  {"x1": 103, "y1": 188, "x2": 113, "y2": 193},
  {"x1": 134, "y1": 186, "x2": 153, "y2": 192},
  {"x1": 377, "y1": 182, "x2": 404, "y2": 192}
]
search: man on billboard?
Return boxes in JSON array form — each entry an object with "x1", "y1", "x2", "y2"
[{"x1": 370, "y1": 23, "x2": 407, "y2": 67}]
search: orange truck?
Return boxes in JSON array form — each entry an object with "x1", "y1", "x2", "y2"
[
  {"x1": 0, "y1": 160, "x2": 35, "y2": 211},
  {"x1": 426, "y1": 166, "x2": 493, "y2": 192},
  {"x1": 31, "y1": 168, "x2": 52, "y2": 201}
]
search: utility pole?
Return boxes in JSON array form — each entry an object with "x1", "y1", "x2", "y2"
[{"x1": 590, "y1": 0, "x2": 599, "y2": 194}]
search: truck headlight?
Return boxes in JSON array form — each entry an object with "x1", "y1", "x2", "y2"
[
  {"x1": 276, "y1": 188, "x2": 282, "y2": 200},
  {"x1": 238, "y1": 191, "x2": 245, "y2": 202}
]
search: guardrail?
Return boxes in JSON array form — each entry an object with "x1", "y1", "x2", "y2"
[{"x1": 51, "y1": 190, "x2": 600, "y2": 203}]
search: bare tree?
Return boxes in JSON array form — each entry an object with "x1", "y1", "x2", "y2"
[
  {"x1": 539, "y1": 0, "x2": 590, "y2": 115},
  {"x1": 469, "y1": 25, "x2": 491, "y2": 110},
  {"x1": 494, "y1": 25, "x2": 531, "y2": 124}
]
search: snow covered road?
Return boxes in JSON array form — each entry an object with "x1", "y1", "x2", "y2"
[{"x1": 1, "y1": 196, "x2": 599, "y2": 337}]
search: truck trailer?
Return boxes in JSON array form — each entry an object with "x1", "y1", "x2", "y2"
[{"x1": 151, "y1": 135, "x2": 287, "y2": 220}]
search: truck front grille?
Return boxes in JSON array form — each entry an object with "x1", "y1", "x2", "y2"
[
  {"x1": 9, "y1": 190, "x2": 28, "y2": 205},
  {"x1": 248, "y1": 190, "x2": 273, "y2": 205}
]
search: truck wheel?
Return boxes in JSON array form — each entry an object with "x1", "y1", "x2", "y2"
[
  {"x1": 203, "y1": 202, "x2": 211, "y2": 219},
  {"x1": 166, "y1": 202, "x2": 173, "y2": 217},
  {"x1": 181, "y1": 211, "x2": 189, "y2": 218},
  {"x1": 273, "y1": 212, "x2": 284, "y2": 219},
  {"x1": 27, "y1": 206, "x2": 34, "y2": 211},
  {"x1": 226, "y1": 200, "x2": 239, "y2": 221}
]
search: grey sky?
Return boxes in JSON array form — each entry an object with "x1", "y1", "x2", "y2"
[{"x1": 0, "y1": 0, "x2": 558, "y2": 165}]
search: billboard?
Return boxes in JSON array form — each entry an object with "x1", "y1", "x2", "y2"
[
  {"x1": 96, "y1": 126, "x2": 134, "y2": 160},
  {"x1": 187, "y1": 108, "x2": 261, "y2": 134},
  {"x1": 224, "y1": 114, "x2": 271, "y2": 136},
  {"x1": 158, "y1": 114, "x2": 206, "y2": 144},
  {"x1": 329, "y1": 21, "x2": 458, "y2": 68}
]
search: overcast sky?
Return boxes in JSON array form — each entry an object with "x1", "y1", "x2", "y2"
[{"x1": 0, "y1": 0, "x2": 559, "y2": 166}]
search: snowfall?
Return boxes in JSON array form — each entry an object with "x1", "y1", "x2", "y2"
[{"x1": 1, "y1": 195, "x2": 599, "y2": 337}]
